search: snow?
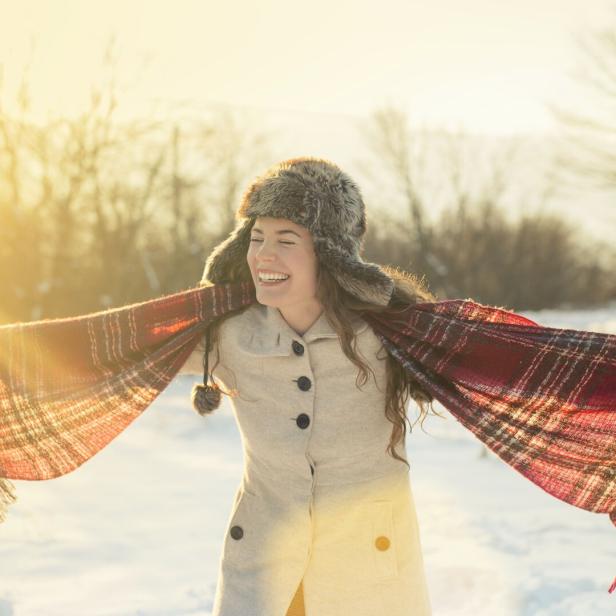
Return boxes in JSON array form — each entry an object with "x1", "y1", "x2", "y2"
[{"x1": 1, "y1": 306, "x2": 615, "y2": 615}]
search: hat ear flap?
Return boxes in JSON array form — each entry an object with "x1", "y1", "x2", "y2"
[
  {"x1": 313, "y1": 238, "x2": 394, "y2": 306},
  {"x1": 201, "y1": 218, "x2": 254, "y2": 286}
]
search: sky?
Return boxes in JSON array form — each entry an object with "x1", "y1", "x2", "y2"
[{"x1": 2, "y1": 0, "x2": 616, "y2": 135}]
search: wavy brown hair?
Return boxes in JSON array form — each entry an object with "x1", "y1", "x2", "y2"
[
  {"x1": 199, "y1": 236, "x2": 445, "y2": 469},
  {"x1": 314, "y1": 263, "x2": 445, "y2": 468}
]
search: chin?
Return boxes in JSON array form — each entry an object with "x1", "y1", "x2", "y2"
[{"x1": 255, "y1": 296, "x2": 283, "y2": 308}]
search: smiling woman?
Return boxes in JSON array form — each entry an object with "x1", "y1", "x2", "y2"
[{"x1": 184, "y1": 156, "x2": 438, "y2": 615}]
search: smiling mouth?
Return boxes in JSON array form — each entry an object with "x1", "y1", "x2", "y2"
[{"x1": 257, "y1": 273, "x2": 291, "y2": 286}]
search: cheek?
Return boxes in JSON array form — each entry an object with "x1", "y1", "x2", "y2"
[
  {"x1": 246, "y1": 247, "x2": 257, "y2": 267},
  {"x1": 291, "y1": 255, "x2": 319, "y2": 284}
]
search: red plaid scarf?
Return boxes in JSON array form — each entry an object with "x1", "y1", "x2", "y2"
[{"x1": 1, "y1": 281, "x2": 615, "y2": 592}]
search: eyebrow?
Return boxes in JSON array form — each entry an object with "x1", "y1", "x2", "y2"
[{"x1": 251, "y1": 228, "x2": 302, "y2": 238}]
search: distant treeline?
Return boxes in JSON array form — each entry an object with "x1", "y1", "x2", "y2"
[{"x1": 1, "y1": 95, "x2": 614, "y2": 324}]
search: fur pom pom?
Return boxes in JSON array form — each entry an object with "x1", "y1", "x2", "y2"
[{"x1": 191, "y1": 383, "x2": 221, "y2": 415}]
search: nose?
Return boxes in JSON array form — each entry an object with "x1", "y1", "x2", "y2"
[{"x1": 255, "y1": 241, "x2": 277, "y2": 261}]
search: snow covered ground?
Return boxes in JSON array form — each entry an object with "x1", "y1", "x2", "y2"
[{"x1": 1, "y1": 304, "x2": 615, "y2": 615}]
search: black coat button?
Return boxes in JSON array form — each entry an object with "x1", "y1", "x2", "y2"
[
  {"x1": 230, "y1": 525, "x2": 244, "y2": 540},
  {"x1": 296, "y1": 413, "x2": 310, "y2": 429},
  {"x1": 297, "y1": 376, "x2": 311, "y2": 391},
  {"x1": 292, "y1": 340, "x2": 304, "y2": 356}
]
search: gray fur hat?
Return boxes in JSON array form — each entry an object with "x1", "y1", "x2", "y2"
[{"x1": 200, "y1": 156, "x2": 394, "y2": 306}]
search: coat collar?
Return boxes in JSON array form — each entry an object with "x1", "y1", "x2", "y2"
[{"x1": 237, "y1": 302, "x2": 368, "y2": 357}]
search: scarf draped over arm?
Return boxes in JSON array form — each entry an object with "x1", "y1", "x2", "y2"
[
  {"x1": 0, "y1": 282, "x2": 254, "y2": 520},
  {"x1": 361, "y1": 299, "x2": 616, "y2": 592},
  {"x1": 1, "y1": 282, "x2": 615, "y2": 591}
]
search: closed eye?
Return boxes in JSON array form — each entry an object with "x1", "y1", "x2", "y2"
[{"x1": 250, "y1": 239, "x2": 295, "y2": 245}]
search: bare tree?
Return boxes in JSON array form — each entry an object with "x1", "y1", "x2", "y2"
[
  {"x1": 356, "y1": 105, "x2": 447, "y2": 289},
  {"x1": 357, "y1": 107, "x2": 528, "y2": 299},
  {"x1": 147, "y1": 106, "x2": 273, "y2": 292},
  {"x1": 356, "y1": 105, "x2": 614, "y2": 309},
  {"x1": 0, "y1": 38, "x2": 274, "y2": 323}
]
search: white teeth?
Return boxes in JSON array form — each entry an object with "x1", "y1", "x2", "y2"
[{"x1": 259, "y1": 274, "x2": 289, "y2": 281}]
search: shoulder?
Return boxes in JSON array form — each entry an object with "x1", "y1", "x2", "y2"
[{"x1": 214, "y1": 302, "x2": 267, "y2": 361}]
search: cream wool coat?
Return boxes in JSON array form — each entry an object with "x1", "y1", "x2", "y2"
[{"x1": 180, "y1": 301, "x2": 433, "y2": 616}]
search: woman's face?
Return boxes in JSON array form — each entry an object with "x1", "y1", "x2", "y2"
[{"x1": 246, "y1": 216, "x2": 320, "y2": 309}]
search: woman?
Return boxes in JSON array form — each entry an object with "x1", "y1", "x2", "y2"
[{"x1": 180, "y1": 157, "x2": 438, "y2": 615}]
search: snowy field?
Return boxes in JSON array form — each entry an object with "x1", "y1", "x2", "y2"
[{"x1": 1, "y1": 304, "x2": 615, "y2": 616}]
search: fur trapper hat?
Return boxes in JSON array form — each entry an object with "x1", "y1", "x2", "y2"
[
  {"x1": 202, "y1": 156, "x2": 394, "y2": 303},
  {"x1": 192, "y1": 156, "x2": 394, "y2": 416}
]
